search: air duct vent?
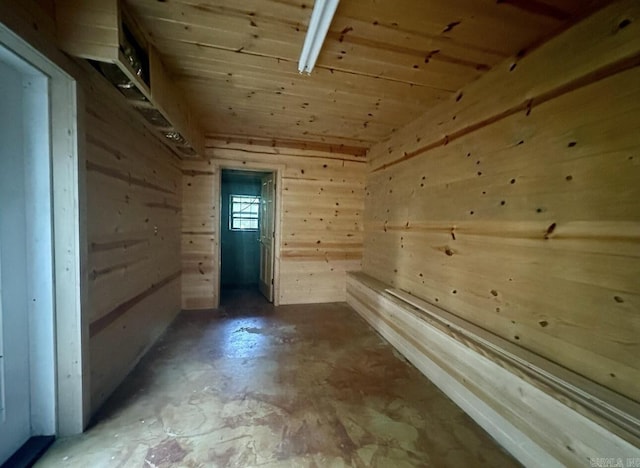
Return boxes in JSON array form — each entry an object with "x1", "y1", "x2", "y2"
[
  {"x1": 135, "y1": 107, "x2": 171, "y2": 128},
  {"x1": 94, "y1": 61, "x2": 148, "y2": 102},
  {"x1": 176, "y1": 146, "x2": 197, "y2": 157},
  {"x1": 120, "y1": 20, "x2": 149, "y2": 87}
]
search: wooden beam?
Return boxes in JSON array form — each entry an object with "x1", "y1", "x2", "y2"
[
  {"x1": 149, "y1": 46, "x2": 205, "y2": 156},
  {"x1": 206, "y1": 135, "x2": 368, "y2": 158}
]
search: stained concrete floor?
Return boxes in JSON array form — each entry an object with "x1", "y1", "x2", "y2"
[{"x1": 37, "y1": 288, "x2": 518, "y2": 467}]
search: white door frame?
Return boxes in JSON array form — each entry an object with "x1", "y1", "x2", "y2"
[
  {"x1": 215, "y1": 161, "x2": 283, "y2": 307},
  {"x1": 0, "y1": 24, "x2": 89, "y2": 436}
]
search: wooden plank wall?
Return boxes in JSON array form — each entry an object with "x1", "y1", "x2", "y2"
[
  {"x1": 83, "y1": 67, "x2": 182, "y2": 412},
  {"x1": 363, "y1": 0, "x2": 640, "y2": 404},
  {"x1": 182, "y1": 158, "x2": 218, "y2": 310},
  {"x1": 181, "y1": 139, "x2": 365, "y2": 308}
]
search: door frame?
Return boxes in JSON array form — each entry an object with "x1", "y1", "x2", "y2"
[
  {"x1": 258, "y1": 172, "x2": 275, "y2": 302},
  {"x1": 214, "y1": 161, "x2": 283, "y2": 307},
  {"x1": 0, "y1": 23, "x2": 89, "y2": 436}
]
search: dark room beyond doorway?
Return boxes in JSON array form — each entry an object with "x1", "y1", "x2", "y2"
[{"x1": 220, "y1": 169, "x2": 274, "y2": 306}]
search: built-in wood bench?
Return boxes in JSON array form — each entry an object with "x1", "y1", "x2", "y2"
[{"x1": 346, "y1": 272, "x2": 640, "y2": 466}]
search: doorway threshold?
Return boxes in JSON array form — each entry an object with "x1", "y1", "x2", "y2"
[{"x1": 1, "y1": 436, "x2": 54, "y2": 468}]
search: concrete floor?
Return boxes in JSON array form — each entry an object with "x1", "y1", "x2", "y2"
[{"x1": 37, "y1": 288, "x2": 518, "y2": 467}]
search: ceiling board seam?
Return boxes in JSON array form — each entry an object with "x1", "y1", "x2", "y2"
[
  {"x1": 205, "y1": 135, "x2": 368, "y2": 158},
  {"x1": 167, "y1": 39, "x2": 459, "y2": 91}
]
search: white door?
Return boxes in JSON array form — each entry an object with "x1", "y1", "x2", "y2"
[
  {"x1": 0, "y1": 42, "x2": 56, "y2": 464},
  {"x1": 0, "y1": 57, "x2": 33, "y2": 463},
  {"x1": 259, "y1": 173, "x2": 275, "y2": 302},
  {"x1": 0, "y1": 199, "x2": 31, "y2": 463}
]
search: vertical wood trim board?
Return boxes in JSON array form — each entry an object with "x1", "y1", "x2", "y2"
[
  {"x1": 362, "y1": 0, "x2": 640, "y2": 403},
  {"x1": 180, "y1": 139, "x2": 366, "y2": 308},
  {"x1": 346, "y1": 273, "x2": 640, "y2": 466}
]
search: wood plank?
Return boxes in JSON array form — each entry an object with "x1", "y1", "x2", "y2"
[
  {"x1": 157, "y1": 39, "x2": 455, "y2": 102},
  {"x1": 55, "y1": 0, "x2": 119, "y2": 61},
  {"x1": 149, "y1": 46, "x2": 205, "y2": 156},
  {"x1": 207, "y1": 135, "x2": 367, "y2": 158},
  {"x1": 89, "y1": 278, "x2": 180, "y2": 409}
]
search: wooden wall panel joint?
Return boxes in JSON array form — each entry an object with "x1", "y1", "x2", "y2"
[{"x1": 89, "y1": 270, "x2": 181, "y2": 337}]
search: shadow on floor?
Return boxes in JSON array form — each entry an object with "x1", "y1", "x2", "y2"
[{"x1": 219, "y1": 285, "x2": 274, "y2": 317}]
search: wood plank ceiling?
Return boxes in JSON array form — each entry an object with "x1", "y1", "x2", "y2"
[{"x1": 125, "y1": 0, "x2": 609, "y2": 152}]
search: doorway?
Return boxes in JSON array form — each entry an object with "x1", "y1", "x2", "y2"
[
  {"x1": 220, "y1": 169, "x2": 276, "y2": 306},
  {"x1": 0, "y1": 43, "x2": 55, "y2": 464},
  {"x1": 0, "y1": 20, "x2": 87, "y2": 464}
]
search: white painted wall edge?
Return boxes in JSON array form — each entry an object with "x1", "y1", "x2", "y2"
[{"x1": 347, "y1": 273, "x2": 640, "y2": 467}]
